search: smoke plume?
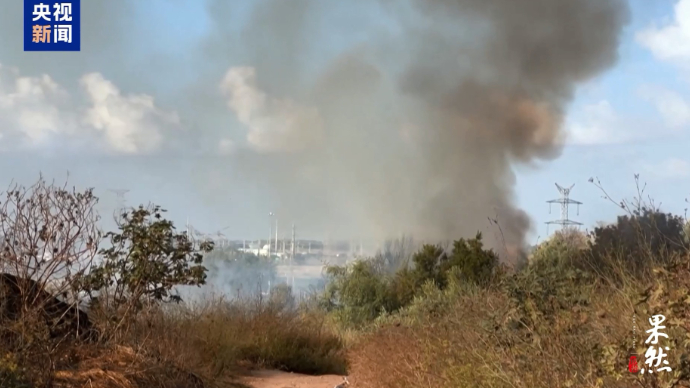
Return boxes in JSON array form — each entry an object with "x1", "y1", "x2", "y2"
[
  {"x1": 211, "y1": 0, "x2": 630, "y2": 252},
  {"x1": 0, "y1": 0, "x2": 630, "y2": 257}
]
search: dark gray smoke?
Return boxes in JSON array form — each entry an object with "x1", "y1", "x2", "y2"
[
  {"x1": 204, "y1": 0, "x2": 630, "y2": 254},
  {"x1": 0, "y1": 0, "x2": 630, "y2": 260}
]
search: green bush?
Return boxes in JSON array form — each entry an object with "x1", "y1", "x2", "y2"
[
  {"x1": 507, "y1": 251, "x2": 595, "y2": 332},
  {"x1": 588, "y1": 207, "x2": 688, "y2": 276},
  {"x1": 321, "y1": 233, "x2": 500, "y2": 328},
  {"x1": 80, "y1": 204, "x2": 213, "y2": 323},
  {"x1": 441, "y1": 233, "x2": 500, "y2": 286},
  {"x1": 530, "y1": 229, "x2": 588, "y2": 268},
  {"x1": 321, "y1": 260, "x2": 393, "y2": 328}
]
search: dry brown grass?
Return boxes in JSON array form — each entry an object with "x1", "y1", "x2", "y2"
[
  {"x1": 346, "y1": 257, "x2": 686, "y2": 388},
  {"x1": 0, "y1": 291, "x2": 346, "y2": 387},
  {"x1": 51, "y1": 345, "x2": 209, "y2": 388},
  {"x1": 113, "y1": 295, "x2": 347, "y2": 384},
  {"x1": 5, "y1": 258, "x2": 686, "y2": 388}
]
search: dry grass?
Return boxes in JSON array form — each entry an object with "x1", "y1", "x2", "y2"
[
  {"x1": 51, "y1": 345, "x2": 209, "y2": 388},
  {"x1": 5, "y1": 206, "x2": 689, "y2": 387},
  {"x1": 112, "y1": 295, "x2": 347, "y2": 385},
  {"x1": 346, "y1": 256, "x2": 687, "y2": 388},
  {"x1": 5, "y1": 256, "x2": 688, "y2": 388},
  {"x1": 0, "y1": 291, "x2": 346, "y2": 387}
]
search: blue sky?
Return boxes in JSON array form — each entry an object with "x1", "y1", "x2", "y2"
[
  {"x1": 137, "y1": 0, "x2": 690, "y2": 245},
  {"x1": 517, "y1": 0, "x2": 690, "y2": 243},
  {"x1": 1, "y1": 0, "x2": 689, "y2": 245}
]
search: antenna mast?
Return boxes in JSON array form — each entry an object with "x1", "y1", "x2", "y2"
[
  {"x1": 291, "y1": 223, "x2": 295, "y2": 288},
  {"x1": 546, "y1": 183, "x2": 583, "y2": 234}
]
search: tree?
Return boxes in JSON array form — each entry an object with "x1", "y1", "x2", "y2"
[
  {"x1": 441, "y1": 233, "x2": 500, "y2": 286},
  {"x1": 0, "y1": 177, "x2": 100, "y2": 299},
  {"x1": 80, "y1": 204, "x2": 212, "y2": 320},
  {"x1": 321, "y1": 260, "x2": 392, "y2": 328},
  {"x1": 588, "y1": 175, "x2": 689, "y2": 276},
  {"x1": 320, "y1": 233, "x2": 501, "y2": 328},
  {"x1": 404, "y1": 233, "x2": 499, "y2": 289},
  {"x1": 529, "y1": 229, "x2": 588, "y2": 267},
  {"x1": 0, "y1": 176, "x2": 100, "y2": 362},
  {"x1": 588, "y1": 207, "x2": 687, "y2": 274},
  {"x1": 409, "y1": 244, "x2": 447, "y2": 288}
]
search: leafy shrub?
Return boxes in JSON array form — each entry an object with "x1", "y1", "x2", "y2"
[
  {"x1": 530, "y1": 229, "x2": 588, "y2": 267},
  {"x1": 81, "y1": 205, "x2": 213, "y2": 324},
  {"x1": 442, "y1": 232, "x2": 500, "y2": 286},
  {"x1": 321, "y1": 233, "x2": 500, "y2": 328},
  {"x1": 394, "y1": 233, "x2": 499, "y2": 297},
  {"x1": 588, "y1": 207, "x2": 688, "y2": 277},
  {"x1": 0, "y1": 353, "x2": 30, "y2": 388},
  {"x1": 507, "y1": 252, "x2": 595, "y2": 332},
  {"x1": 321, "y1": 260, "x2": 393, "y2": 328}
]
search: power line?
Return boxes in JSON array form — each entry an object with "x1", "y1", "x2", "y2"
[{"x1": 545, "y1": 183, "x2": 583, "y2": 234}]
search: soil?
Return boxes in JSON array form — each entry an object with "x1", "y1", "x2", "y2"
[{"x1": 239, "y1": 370, "x2": 348, "y2": 388}]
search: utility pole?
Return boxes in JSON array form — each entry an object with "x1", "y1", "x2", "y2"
[
  {"x1": 268, "y1": 212, "x2": 274, "y2": 258},
  {"x1": 275, "y1": 218, "x2": 279, "y2": 254},
  {"x1": 546, "y1": 183, "x2": 583, "y2": 234}
]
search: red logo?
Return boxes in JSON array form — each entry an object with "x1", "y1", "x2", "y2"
[{"x1": 628, "y1": 355, "x2": 640, "y2": 374}]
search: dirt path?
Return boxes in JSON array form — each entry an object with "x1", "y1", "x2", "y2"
[{"x1": 239, "y1": 370, "x2": 348, "y2": 388}]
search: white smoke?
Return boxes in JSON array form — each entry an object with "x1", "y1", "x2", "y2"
[
  {"x1": 81, "y1": 73, "x2": 181, "y2": 154},
  {"x1": 219, "y1": 67, "x2": 324, "y2": 153}
]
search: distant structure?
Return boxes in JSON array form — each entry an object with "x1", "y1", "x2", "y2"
[
  {"x1": 546, "y1": 183, "x2": 582, "y2": 234},
  {"x1": 290, "y1": 223, "x2": 296, "y2": 288}
]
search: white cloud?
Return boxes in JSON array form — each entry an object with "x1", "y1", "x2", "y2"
[
  {"x1": 637, "y1": 0, "x2": 690, "y2": 63},
  {"x1": 564, "y1": 96, "x2": 687, "y2": 146},
  {"x1": 219, "y1": 66, "x2": 324, "y2": 153},
  {"x1": 0, "y1": 63, "x2": 180, "y2": 154},
  {"x1": 642, "y1": 157, "x2": 690, "y2": 179},
  {"x1": 81, "y1": 73, "x2": 180, "y2": 154},
  {"x1": 638, "y1": 85, "x2": 690, "y2": 128},
  {"x1": 0, "y1": 64, "x2": 75, "y2": 147},
  {"x1": 564, "y1": 100, "x2": 628, "y2": 145}
]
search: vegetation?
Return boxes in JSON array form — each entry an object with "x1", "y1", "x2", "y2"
[
  {"x1": 79, "y1": 204, "x2": 214, "y2": 332},
  {"x1": 322, "y1": 177, "x2": 690, "y2": 388},
  {"x1": 0, "y1": 177, "x2": 344, "y2": 388},
  {"x1": 2, "y1": 174, "x2": 690, "y2": 388},
  {"x1": 320, "y1": 233, "x2": 503, "y2": 328}
]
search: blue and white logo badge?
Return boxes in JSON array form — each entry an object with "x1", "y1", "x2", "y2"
[{"x1": 24, "y1": 1, "x2": 81, "y2": 51}]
